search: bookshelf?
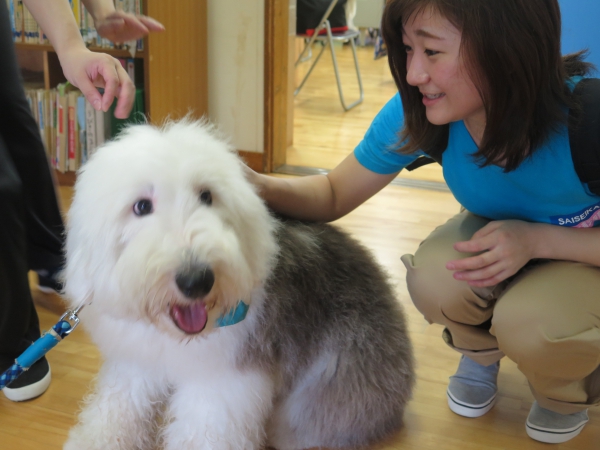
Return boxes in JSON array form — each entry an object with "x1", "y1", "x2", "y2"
[{"x1": 14, "y1": 0, "x2": 208, "y2": 185}]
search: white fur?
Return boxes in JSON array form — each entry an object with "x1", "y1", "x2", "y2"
[
  {"x1": 64, "y1": 121, "x2": 278, "y2": 450},
  {"x1": 63, "y1": 120, "x2": 413, "y2": 450}
]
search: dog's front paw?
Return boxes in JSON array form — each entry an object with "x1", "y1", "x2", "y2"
[
  {"x1": 63, "y1": 429, "x2": 109, "y2": 450},
  {"x1": 63, "y1": 435, "x2": 97, "y2": 450}
]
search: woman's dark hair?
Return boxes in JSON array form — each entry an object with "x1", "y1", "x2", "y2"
[{"x1": 381, "y1": 0, "x2": 595, "y2": 171}]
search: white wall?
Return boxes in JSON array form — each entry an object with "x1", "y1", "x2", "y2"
[{"x1": 207, "y1": 0, "x2": 265, "y2": 153}]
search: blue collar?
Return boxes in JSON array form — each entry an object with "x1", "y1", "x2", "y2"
[{"x1": 215, "y1": 301, "x2": 249, "y2": 327}]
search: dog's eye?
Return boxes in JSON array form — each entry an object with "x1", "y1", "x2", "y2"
[
  {"x1": 133, "y1": 199, "x2": 153, "y2": 216},
  {"x1": 199, "y1": 190, "x2": 212, "y2": 205}
]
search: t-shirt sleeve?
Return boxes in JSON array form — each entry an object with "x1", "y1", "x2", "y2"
[{"x1": 354, "y1": 93, "x2": 423, "y2": 174}]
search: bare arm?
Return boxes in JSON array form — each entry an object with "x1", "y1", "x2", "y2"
[
  {"x1": 251, "y1": 153, "x2": 399, "y2": 222},
  {"x1": 533, "y1": 223, "x2": 600, "y2": 266},
  {"x1": 22, "y1": 0, "x2": 135, "y2": 118},
  {"x1": 22, "y1": 0, "x2": 87, "y2": 59}
]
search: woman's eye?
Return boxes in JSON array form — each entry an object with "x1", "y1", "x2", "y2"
[
  {"x1": 425, "y1": 49, "x2": 440, "y2": 56},
  {"x1": 133, "y1": 199, "x2": 153, "y2": 216},
  {"x1": 403, "y1": 44, "x2": 413, "y2": 53},
  {"x1": 199, "y1": 190, "x2": 212, "y2": 205}
]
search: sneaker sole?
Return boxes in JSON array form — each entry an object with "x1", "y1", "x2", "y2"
[
  {"x1": 526, "y1": 418, "x2": 589, "y2": 444},
  {"x1": 447, "y1": 389, "x2": 496, "y2": 418},
  {"x1": 3, "y1": 367, "x2": 52, "y2": 402}
]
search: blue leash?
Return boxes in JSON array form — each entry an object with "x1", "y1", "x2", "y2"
[
  {"x1": 0, "y1": 304, "x2": 84, "y2": 390},
  {"x1": 0, "y1": 300, "x2": 249, "y2": 391}
]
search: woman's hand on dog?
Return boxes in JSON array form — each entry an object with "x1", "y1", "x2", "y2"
[{"x1": 446, "y1": 220, "x2": 541, "y2": 287}]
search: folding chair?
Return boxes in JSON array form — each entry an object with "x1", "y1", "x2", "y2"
[{"x1": 295, "y1": 0, "x2": 364, "y2": 111}]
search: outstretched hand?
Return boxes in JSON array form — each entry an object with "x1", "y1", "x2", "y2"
[
  {"x1": 94, "y1": 10, "x2": 165, "y2": 43},
  {"x1": 446, "y1": 220, "x2": 541, "y2": 287},
  {"x1": 59, "y1": 48, "x2": 135, "y2": 119}
]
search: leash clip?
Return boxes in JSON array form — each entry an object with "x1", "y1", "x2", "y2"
[{"x1": 58, "y1": 303, "x2": 86, "y2": 336}]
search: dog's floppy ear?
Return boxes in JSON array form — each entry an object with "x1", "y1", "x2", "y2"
[
  {"x1": 64, "y1": 164, "x2": 114, "y2": 309},
  {"x1": 64, "y1": 212, "x2": 96, "y2": 309}
]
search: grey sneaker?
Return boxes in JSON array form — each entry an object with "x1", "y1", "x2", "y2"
[
  {"x1": 526, "y1": 401, "x2": 589, "y2": 444},
  {"x1": 447, "y1": 355, "x2": 499, "y2": 418}
]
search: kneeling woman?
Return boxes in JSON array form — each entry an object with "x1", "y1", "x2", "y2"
[{"x1": 248, "y1": 0, "x2": 600, "y2": 444}]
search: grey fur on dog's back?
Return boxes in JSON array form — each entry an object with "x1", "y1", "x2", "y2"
[{"x1": 240, "y1": 218, "x2": 415, "y2": 449}]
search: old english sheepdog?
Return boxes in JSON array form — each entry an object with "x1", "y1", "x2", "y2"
[{"x1": 63, "y1": 120, "x2": 414, "y2": 450}]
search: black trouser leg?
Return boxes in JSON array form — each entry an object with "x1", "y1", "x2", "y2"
[
  {"x1": 0, "y1": 3, "x2": 65, "y2": 273},
  {"x1": 0, "y1": 4, "x2": 65, "y2": 360},
  {"x1": 0, "y1": 134, "x2": 40, "y2": 357}
]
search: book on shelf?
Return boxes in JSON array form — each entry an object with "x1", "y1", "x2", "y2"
[
  {"x1": 67, "y1": 90, "x2": 80, "y2": 171},
  {"x1": 46, "y1": 90, "x2": 55, "y2": 161},
  {"x1": 84, "y1": 98, "x2": 96, "y2": 161},
  {"x1": 94, "y1": 102, "x2": 105, "y2": 148},
  {"x1": 77, "y1": 95, "x2": 88, "y2": 165},
  {"x1": 8, "y1": 0, "x2": 24, "y2": 41},
  {"x1": 56, "y1": 83, "x2": 69, "y2": 172},
  {"x1": 24, "y1": 83, "x2": 146, "y2": 173}
]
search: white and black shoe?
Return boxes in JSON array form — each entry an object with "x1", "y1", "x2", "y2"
[
  {"x1": 2, "y1": 356, "x2": 51, "y2": 402},
  {"x1": 36, "y1": 266, "x2": 64, "y2": 295}
]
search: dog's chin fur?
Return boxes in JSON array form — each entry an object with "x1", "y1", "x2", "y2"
[{"x1": 63, "y1": 120, "x2": 415, "y2": 450}]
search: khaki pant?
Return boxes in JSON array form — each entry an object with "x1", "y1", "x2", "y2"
[{"x1": 402, "y1": 211, "x2": 600, "y2": 415}]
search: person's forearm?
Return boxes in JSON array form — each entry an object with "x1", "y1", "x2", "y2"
[
  {"x1": 532, "y1": 223, "x2": 600, "y2": 267},
  {"x1": 257, "y1": 153, "x2": 398, "y2": 222},
  {"x1": 258, "y1": 174, "x2": 341, "y2": 222},
  {"x1": 79, "y1": 0, "x2": 116, "y2": 22},
  {"x1": 23, "y1": 0, "x2": 86, "y2": 57}
]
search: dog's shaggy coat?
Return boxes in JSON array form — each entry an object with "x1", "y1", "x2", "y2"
[{"x1": 63, "y1": 121, "x2": 414, "y2": 450}]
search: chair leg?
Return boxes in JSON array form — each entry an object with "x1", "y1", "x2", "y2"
[
  {"x1": 299, "y1": 38, "x2": 313, "y2": 63},
  {"x1": 294, "y1": 41, "x2": 329, "y2": 97},
  {"x1": 326, "y1": 23, "x2": 363, "y2": 111}
]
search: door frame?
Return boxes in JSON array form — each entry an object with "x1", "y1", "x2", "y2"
[{"x1": 263, "y1": 0, "x2": 294, "y2": 173}]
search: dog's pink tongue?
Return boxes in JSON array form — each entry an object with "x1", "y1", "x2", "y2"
[{"x1": 171, "y1": 302, "x2": 208, "y2": 334}]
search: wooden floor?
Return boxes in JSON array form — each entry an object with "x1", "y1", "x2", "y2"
[
  {"x1": 1, "y1": 181, "x2": 598, "y2": 449},
  {"x1": 290, "y1": 42, "x2": 445, "y2": 185}
]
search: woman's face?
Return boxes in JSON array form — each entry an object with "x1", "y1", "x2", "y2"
[{"x1": 402, "y1": 8, "x2": 486, "y2": 141}]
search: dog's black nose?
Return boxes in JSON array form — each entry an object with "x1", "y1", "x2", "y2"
[{"x1": 176, "y1": 264, "x2": 215, "y2": 299}]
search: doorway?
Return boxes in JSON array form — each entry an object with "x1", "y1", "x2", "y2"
[{"x1": 264, "y1": 0, "x2": 446, "y2": 190}]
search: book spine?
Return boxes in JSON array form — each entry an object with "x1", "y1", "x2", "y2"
[
  {"x1": 77, "y1": 95, "x2": 87, "y2": 165},
  {"x1": 13, "y1": 0, "x2": 23, "y2": 42},
  {"x1": 67, "y1": 95, "x2": 76, "y2": 171},
  {"x1": 43, "y1": 90, "x2": 53, "y2": 160},
  {"x1": 56, "y1": 86, "x2": 69, "y2": 173},
  {"x1": 85, "y1": 99, "x2": 97, "y2": 157},
  {"x1": 56, "y1": 94, "x2": 64, "y2": 171},
  {"x1": 95, "y1": 107, "x2": 105, "y2": 147},
  {"x1": 126, "y1": 58, "x2": 135, "y2": 83},
  {"x1": 136, "y1": 0, "x2": 143, "y2": 50},
  {"x1": 36, "y1": 89, "x2": 45, "y2": 150}
]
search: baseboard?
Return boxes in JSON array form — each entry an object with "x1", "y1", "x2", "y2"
[{"x1": 238, "y1": 150, "x2": 265, "y2": 173}]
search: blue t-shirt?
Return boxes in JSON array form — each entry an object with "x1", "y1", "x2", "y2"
[{"x1": 354, "y1": 92, "x2": 600, "y2": 227}]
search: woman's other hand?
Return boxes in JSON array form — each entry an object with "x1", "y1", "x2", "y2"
[{"x1": 446, "y1": 220, "x2": 540, "y2": 287}]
